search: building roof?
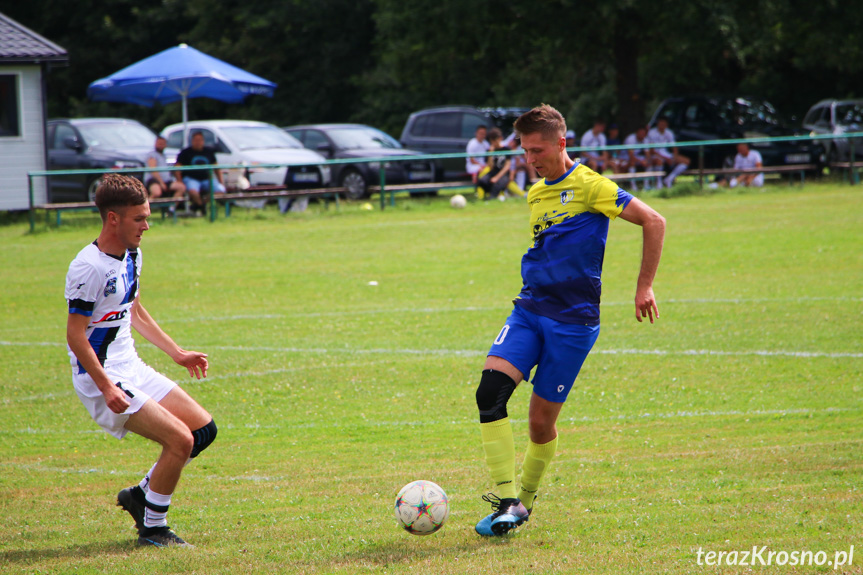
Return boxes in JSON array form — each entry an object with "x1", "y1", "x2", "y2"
[{"x1": 0, "y1": 12, "x2": 68, "y2": 63}]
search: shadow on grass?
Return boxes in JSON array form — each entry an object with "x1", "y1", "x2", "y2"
[
  {"x1": 330, "y1": 534, "x2": 512, "y2": 568},
  {"x1": 0, "y1": 539, "x2": 134, "y2": 565}
]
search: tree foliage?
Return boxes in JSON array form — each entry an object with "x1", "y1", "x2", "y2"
[{"x1": 3, "y1": 0, "x2": 862, "y2": 137}]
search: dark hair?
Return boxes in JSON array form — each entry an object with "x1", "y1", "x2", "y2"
[
  {"x1": 514, "y1": 104, "x2": 566, "y2": 141},
  {"x1": 95, "y1": 173, "x2": 147, "y2": 220},
  {"x1": 476, "y1": 125, "x2": 487, "y2": 132},
  {"x1": 487, "y1": 127, "x2": 503, "y2": 142},
  {"x1": 191, "y1": 131, "x2": 205, "y2": 139}
]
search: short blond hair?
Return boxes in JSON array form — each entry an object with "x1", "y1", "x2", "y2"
[{"x1": 513, "y1": 104, "x2": 567, "y2": 141}]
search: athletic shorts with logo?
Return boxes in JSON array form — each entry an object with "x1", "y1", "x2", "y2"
[
  {"x1": 72, "y1": 357, "x2": 176, "y2": 439},
  {"x1": 488, "y1": 305, "x2": 599, "y2": 403}
]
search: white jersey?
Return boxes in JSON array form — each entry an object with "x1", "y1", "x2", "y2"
[
  {"x1": 466, "y1": 138, "x2": 490, "y2": 173},
  {"x1": 580, "y1": 130, "x2": 606, "y2": 156},
  {"x1": 624, "y1": 133, "x2": 648, "y2": 159},
  {"x1": 65, "y1": 242, "x2": 142, "y2": 373},
  {"x1": 647, "y1": 127, "x2": 676, "y2": 156},
  {"x1": 734, "y1": 149, "x2": 763, "y2": 170}
]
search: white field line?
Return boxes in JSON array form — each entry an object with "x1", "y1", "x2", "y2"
[
  {"x1": 1, "y1": 406, "x2": 856, "y2": 453},
  {"x1": 2, "y1": 340, "x2": 861, "y2": 359},
  {"x1": 2, "y1": 296, "x2": 859, "y2": 334}
]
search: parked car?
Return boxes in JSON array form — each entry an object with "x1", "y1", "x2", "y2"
[
  {"x1": 284, "y1": 123, "x2": 435, "y2": 199},
  {"x1": 399, "y1": 106, "x2": 527, "y2": 180},
  {"x1": 802, "y1": 99, "x2": 863, "y2": 163},
  {"x1": 649, "y1": 96, "x2": 823, "y2": 171},
  {"x1": 161, "y1": 120, "x2": 330, "y2": 191},
  {"x1": 47, "y1": 118, "x2": 156, "y2": 202}
]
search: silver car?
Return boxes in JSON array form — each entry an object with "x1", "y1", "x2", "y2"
[
  {"x1": 802, "y1": 99, "x2": 863, "y2": 162},
  {"x1": 161, "y1": 120, "x2": 331, "y2": 190}
]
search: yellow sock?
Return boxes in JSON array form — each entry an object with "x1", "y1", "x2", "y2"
[
  {"x1": 507, "y1": 180, "x2": 526, "y2": 197},
  {"x1": 518, "y1": 436, "x2": 558, "y2": 509},
  {"x1": 480, "y1": 418, "x2": 517, "y2": 499}
]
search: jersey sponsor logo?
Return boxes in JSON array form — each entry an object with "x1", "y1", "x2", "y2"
[
  {"x1": 560, "y1": 190, "x2": 575, "y2": 205},
  {"x1": 106, "y1": 269, "x2": 116, "y2": 277},
  {"x1": 93, "y1": 309, "x2": 128, "y2": 324},
  {"x1": 104, "y1": 277, "x2": 117, "y2": 297}
]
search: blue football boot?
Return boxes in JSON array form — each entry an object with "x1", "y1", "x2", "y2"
[{"x1": 475, "y1": 493, "x2": 530, "y2": 536}]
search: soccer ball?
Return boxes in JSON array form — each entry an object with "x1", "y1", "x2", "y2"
[
  {"x1": 394, "y1": 480, "x2": 450, "y2": 535},
  {"x1": 449, "y1": 194, "x2": 467, "y2": 209}
]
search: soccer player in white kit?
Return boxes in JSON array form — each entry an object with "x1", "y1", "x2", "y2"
[{"x1": 65, "y1": 174, "x2": 216, "y2": 547}]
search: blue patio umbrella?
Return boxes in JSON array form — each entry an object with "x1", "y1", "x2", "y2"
[{"x1": 88, "y1": 43, "x2": 276, "y2": 143}]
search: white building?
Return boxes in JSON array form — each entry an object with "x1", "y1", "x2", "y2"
[{"x1": 0, "y1": 12, "x2": 67, "y2": 211}]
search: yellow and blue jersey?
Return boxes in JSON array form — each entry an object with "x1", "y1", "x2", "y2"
[{"x1": 514, "y1": 162, "x2": 633, "y2": 325}]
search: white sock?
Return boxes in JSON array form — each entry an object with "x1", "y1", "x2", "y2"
[
  {"x1": 143, "y1": 490, "x2": 172, "y2": 529},
  {"x1": 666, "y1": 162, "x2": 687, "y2": 185},
  {"x1": 138, "y1": 463, "x2": 158, "y2": 493}
]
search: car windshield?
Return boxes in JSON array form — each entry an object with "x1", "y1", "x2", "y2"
[
  {"x1": 835, "y1": 103, "x2": 863, "y2": 127},
  {"x1": 715, "y1": 98, "x2": 787, "y2": 129},
  {"x1": 327, "y1": 127, "x2": 401, "y2": 150},
  {"x1": 77, "y1": 122, "x2": 156, "y2": 149},
  {"x1": 220, "y1": 125, "x2": 304, "y2": 150}
]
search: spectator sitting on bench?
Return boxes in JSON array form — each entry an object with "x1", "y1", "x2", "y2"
[
  {"x1": 713, "y1": 143, "x2": 764, "y2": 188},
  {"x1": 648, "y1": 117, "x2": 690, "y2": 188},
  {"x1": 175, "y1": 131, "x2": 226, "y2": 215},
  {"x1": 624, "y1": 124, "x2": 652, "y2": 191},
  {"x1": 466, "y1": 125, "x2": 490, "y2": 183},
  {"x1": 605, "y1": 123, "x2": 626, "y2": 174},
  {"x1": 145, "y1": 136, "x2": 186, "y2": 208},
  {"x1": 508, "y1": 135, "x2": 536, "y2": 193},
  {"x1": 580, "y1": 119, "x2": 609, "y2": 173},
  {"x1": 477, "y1": 128, "x2": 524, "y2": 200}
]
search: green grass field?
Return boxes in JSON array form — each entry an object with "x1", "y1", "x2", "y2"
[{"x1": 1, "y1": 183, "x2": 861, "y2": 574}]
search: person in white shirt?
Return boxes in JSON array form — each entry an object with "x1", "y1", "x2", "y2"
[
  {"x1": 580, "y1": 120, "x2": 609, "y2": 172},
  {"x1": 716, "y1": 143, "x2": 764, "y2": 187},
  {"x1": 466, "y1": 125, "x2": 490, "y2": 181},
  {"x1": 65, "y1": 174, "x2": 215, "y2": 548},
  {"x1": 647, "y1": 117, "x2": 690, "y2": 188},
  {"x1": 623, "y1": 125, "x2": 652, "y2": 190}
]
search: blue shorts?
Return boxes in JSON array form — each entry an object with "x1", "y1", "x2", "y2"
[{"x1": 488, "y1": 305, "x2": 599, "y2": 403}]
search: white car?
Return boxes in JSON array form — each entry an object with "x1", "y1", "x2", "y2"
[{"x1": 161, "y1": 120, "x2": 331, "y2": 190}]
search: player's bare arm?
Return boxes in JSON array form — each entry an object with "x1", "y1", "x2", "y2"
[
  {"x1": 618, "y1": 197, "x2": 666, "y2": 323},
  {"x1": 131, "y1": 297, "x2": 208, "y2": 379},
  {"x1": 66, "y1": 312, "x2": 130, "y2": 413}
]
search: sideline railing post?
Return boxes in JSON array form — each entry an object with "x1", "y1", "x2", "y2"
[
  {"x1": 379, "y1": 166, "x2": 386, "y2": 210},
  {"x1": 209, "y1": 169, "x2": 216, "y2": 221},
  {"x1": 851, "y1": 139, "x2": 859, "y2": 185},
  {"x1": 698, "y1": 146, "x2": 705, "y2": 189},
  {"x1": 28, "y1": 173, "x2": 35, "y2": 233}
]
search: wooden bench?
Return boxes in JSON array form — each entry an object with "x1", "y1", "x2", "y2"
[
  {"x1": 687, "y1": 164, "x2": 818, "y2": 187},
  {"x1": 220, "y1": 185, "x2": 340, "y2": 216},
  {"x1": 32, "y1": 197, "x2": 186, "y2": 226},
  {"x1": 828, "y1": 161, "x2": 863, "y2": 183}
]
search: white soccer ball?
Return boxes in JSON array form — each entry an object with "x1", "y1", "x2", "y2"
[
  {"x1": 449, "y1": 194, "x2": 467, "y2": 209},
  {"x1": 394, "y1": 480, "x2": 450, "y2": 535}
]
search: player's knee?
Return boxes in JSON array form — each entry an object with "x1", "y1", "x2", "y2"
[
  {"x1": 528, "y1": 417, "x2": 556, "y2": 444},
  {"x1": 169, "y1": 429, "x2": 194, "y2": 460},
  {"x1": 189, "y1": 419, "x2": 217, "y2": 458},
  {"x1": 476, "y1": 369, "x2": 517, "y2": 423}
]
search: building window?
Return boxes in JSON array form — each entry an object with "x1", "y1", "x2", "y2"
[{"x1": 0, "y1": 75, "x2": 20, "y2": 137}]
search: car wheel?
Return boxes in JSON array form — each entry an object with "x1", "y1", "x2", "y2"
[
  {"x1": 340, "y1": 169, "x2": 368, "y2": 200},
  {"x1": 87, "y1": 177, "x2": 102, "y2": 203}
]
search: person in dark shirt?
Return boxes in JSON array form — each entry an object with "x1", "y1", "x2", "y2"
[{"x1": 174, "y1": 131, "x2": 226, "y2": 215}]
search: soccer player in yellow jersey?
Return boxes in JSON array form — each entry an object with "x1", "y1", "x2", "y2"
[{"x1": 475, "y1": 104, "x2": 666, "y2": 536}]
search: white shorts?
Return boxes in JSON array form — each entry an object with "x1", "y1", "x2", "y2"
[{"x1": 72, "y1": 357, "x2": 177, "y2": 439}]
